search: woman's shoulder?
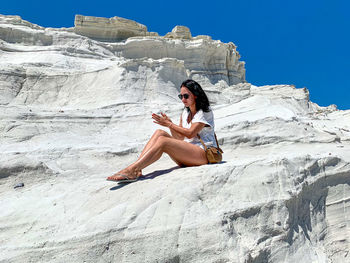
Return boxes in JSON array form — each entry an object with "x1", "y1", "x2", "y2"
[
  {"x1": 199, "y1": 108, "x2": 213, "y2": 118},
  {"x1": 193, "y1": 109, "x2": 214, "y2": 123}
]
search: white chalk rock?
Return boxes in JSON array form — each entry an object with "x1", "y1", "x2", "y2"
[
  {"x1": 74, "y1": 14, "x2": 155, "y2": 41},
  {"x1": 165, "y1": 25, "x2": 192, "y2": 39},
  {"x1": 1, "y1": 14, "x2": 350, "y2": 263},
  {"x1": 0, "y1": 15, "x2": 52, "y2": 45},
  {"x1": 0, "y1": 15, "x2": 245, "y2": 108}
]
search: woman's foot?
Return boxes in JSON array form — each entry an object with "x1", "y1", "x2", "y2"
[{"x1": 107, "y1": 168, "x2": 142, "y2": 182}]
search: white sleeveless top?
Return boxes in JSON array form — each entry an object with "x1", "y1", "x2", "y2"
[{"x1": 181, "y1": 108, "x2": 217, "y2": 150}]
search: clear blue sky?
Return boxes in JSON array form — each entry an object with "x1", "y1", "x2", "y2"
[{"x1": 2, "y1": 0, "x2": 349, "y2": 109}]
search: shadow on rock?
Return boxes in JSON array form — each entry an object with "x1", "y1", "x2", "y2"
[{"x1": 109, "y1": 166, "x2": 182, "y2": 190}]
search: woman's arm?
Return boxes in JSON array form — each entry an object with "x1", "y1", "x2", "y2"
[
  {"x1": 169, "y1": 122, "x2": 205, "y2": 139},
  {"x1": 152, "y1": 113, "x2": 205, "y2": 139},
  {"x1": 169, "y1": 114, "x2": 184, "y2": 140}
]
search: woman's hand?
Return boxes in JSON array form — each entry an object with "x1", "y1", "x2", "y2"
[
  {"x1": 161, "y1": 112, "x2": 172, "y2": 123},
  {"x1": 152, "y1": 112, "x2": 172, "y2": 127}
]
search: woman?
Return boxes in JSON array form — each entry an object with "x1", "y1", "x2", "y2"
[{"x1": 107, "y1": 79, "x2": 219, "y2": 182}]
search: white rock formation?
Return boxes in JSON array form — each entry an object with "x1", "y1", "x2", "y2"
[
  {"x1": 1, "y1": 14, "x2": 350, "y2": 263},
  {"x1": 165, "y1": 25, "x2": 192, "y2": 39},
  {"x1": 74, "y1": 14, "x2": 158, "y2": 41}
]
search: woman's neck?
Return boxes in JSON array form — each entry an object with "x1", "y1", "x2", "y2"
[{"x1": 189, "y1": 105, "x2": 197, "y2": 115}]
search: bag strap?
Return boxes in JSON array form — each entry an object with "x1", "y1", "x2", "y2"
[
  {"x1": 197, "y1": 134, "x2": 208, "y2": 151},
  {"x1": 197, "y1": 133, "x2": 223, "y2": 153}
]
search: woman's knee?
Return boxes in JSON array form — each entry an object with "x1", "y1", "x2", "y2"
[
  {"x1": 154, "y1": 129, "x2": 170, "y2": 138},
  {"x1": 155, "y1": 136, "x2": 169, "y2": 150}
]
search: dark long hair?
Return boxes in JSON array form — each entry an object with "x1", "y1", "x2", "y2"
[{"x1": 181, "y1": 79, "x2": 210, "y2": 112}]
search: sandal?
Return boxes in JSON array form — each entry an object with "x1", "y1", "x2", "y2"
[{"x1": 107, "y1": 171, "x2": 141, "y2": 183}]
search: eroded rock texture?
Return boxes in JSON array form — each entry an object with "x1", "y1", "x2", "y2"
[
  {"x1": 0, "y1": 14, "x2": 349, "y2": 263},
  {"x1": 74, "y1": 14, "x2": 157, "y2": 41}
]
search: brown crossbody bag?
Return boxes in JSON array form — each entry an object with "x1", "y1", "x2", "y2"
[{"x1": 197, "y1": 133, "x2": 223, "y2": 164}]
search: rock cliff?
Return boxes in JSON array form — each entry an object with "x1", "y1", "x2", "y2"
[
  {"x1": 74, "y1": 15, "x2": 158, "y2": 41},
  {"x1": 0, "y1": 14, "x2": 349, "y2": 263}
]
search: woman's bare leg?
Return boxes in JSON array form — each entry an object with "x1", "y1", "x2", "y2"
[
  {"x1": 108, "y1": 130, "x2": 172, "y2": 179},
  {"x1": 138, "y1": 129, "x2": 171, "y2": 160},
  {"x1": 136, "y1": 137, "x2": 207, "y2": 169},
  {"x1": 138, "y1": 130, "x2": 172, "y2": 176},
  {"x1": 107, "y1": 137, "x2": 207, "y2": 181},
  {"x1": 137, "y1": 129, "x2": 184, "y2": 166}
]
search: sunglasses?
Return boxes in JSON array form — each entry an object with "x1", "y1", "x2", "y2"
[{"x1": 178, "y1": 93, "x2": 190, "y2": 100}]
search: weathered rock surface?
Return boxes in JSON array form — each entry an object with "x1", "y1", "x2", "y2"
[
  {"x1": 0, "y1": 14, "x2": 350, "y2": 263},
  {"x1": 165, "y1": 25, "x2": 192, "y2": 39},
  {"x1": 0, "y1": 15, "x2": 52, "y2": 46},
  {"x1": 74, "y1": 14, "x2": 158, "y2": 41}
]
